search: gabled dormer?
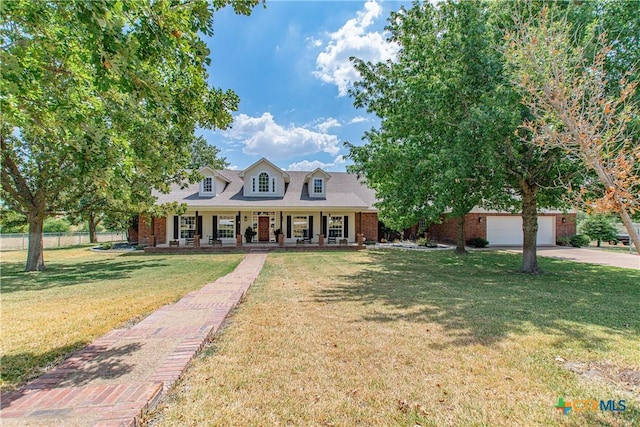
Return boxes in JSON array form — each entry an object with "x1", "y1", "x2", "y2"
[
  {"x1": 239, "y1": 158, "x2": 289, "y2": 197},
  {"x1": 198, "y1": 166, "x2": 229, "y2": 198},
  {"x1": 305, "y1": 168, "x2": 331, "y2": 198}
]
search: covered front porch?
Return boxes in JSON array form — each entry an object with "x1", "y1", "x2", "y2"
[
  {"x1": 162, "y1": 209, "x2": 371, "y2": 247},
  {"x1": 144, "y1": 239, "x2": 365, "y2": 253}
]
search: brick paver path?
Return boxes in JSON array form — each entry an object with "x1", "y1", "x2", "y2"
[{"x1": 1, "y1": 253, "x2": 267, "y2": 426}]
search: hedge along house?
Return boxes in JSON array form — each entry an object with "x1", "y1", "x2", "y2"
[{"x1": 138, "y1": 158, "x2": 379, "y2": 247}]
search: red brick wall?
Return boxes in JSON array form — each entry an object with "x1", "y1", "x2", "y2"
[
  {"x1": 555, "y1": 213, "x2": 576, "y2": 239},
  {"x1": 128, "y1": 226, "x2": 139, "y2": 244},
  {"x1": 356, "y1": 212, "x2": 378, "y2": 242},
  {"x1": 428, "y1": 215, "x2": 461, "y2": 243},
  {"x1": 463, "y1": 213, "x2": 486, "y2": 241},
  {"x1": 427, "y1": 215, "x2": 486, "y2": 243},
  {"x1": 138, "y1": 215, "x2": 167, "y2": 245}
]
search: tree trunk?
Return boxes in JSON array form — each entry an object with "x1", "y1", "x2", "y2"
[
  {"x1": 88, "y1": 212, "x2": 98, "y2": 243},
  {"x1": 520, "y1": 182, "x2": 542, "y2": 274},
  {"x1": 619, "y1": 208, "x2": 640, "y2": 255},
  {"x1": 455, "y1": 216, "x2": 467, "y2": 255},
  {"x1": 26, "y1": 212, "x2": 45, "y2": 271},
  {"x1": 586, "y1": 153, "x2": 640, "y2": 254}
]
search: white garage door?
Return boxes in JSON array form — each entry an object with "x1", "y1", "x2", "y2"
[{"x1": 486, "y1": 216, "x2": 555, "y2": 246}]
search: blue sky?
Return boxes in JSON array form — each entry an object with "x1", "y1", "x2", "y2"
[{"x1": 199, "y1": 0, "x2": 411, "y2": 172}]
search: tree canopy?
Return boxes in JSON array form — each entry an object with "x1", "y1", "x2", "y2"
[
  {"x1": 1, "y1": 0, "x2": 259, "y2": 271},
  {"x1": 345, "y1": 0, "x2": 629, "y2": 272},
  {"x1": 347, "y1": 1, "x2": 511, "y2": 254},
  {"x1": 504, "y1": 5, "x2": 640, "y2": 253}
]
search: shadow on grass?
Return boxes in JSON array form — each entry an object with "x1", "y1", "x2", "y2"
[
  {"x1": 1, "y1": 342, "x2": 84, "y2": 398},
  {"x1": 316, "y1": 250, "x2": 640, "y2": 349},
  {"x1": 0, "y1": 255, "x2": 170, "y2": 293}
]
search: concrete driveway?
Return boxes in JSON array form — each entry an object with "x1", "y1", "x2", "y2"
[{"x1": 502, "y1": 246, "x2": 639, "y2": 270}]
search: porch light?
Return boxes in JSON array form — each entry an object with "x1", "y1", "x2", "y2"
[
  {"x1": 562, "y1": 217, "x2": 566, "y2": 223},
  {"x1": 478, "y1": 217, "x2": 483, "y2": 223},
  {"x1": 244, "y1": 216, "x2": 248, "y2": 221}
]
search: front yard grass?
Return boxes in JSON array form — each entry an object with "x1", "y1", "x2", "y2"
[
  {"x1": 0, "y1": 247, "x2": 244, "y2": 391},
  {"x1": 153, "y1": 250, "x2": 639, "y2": 426}
]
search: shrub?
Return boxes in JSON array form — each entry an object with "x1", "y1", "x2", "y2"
[
  {"x1": 43, "y1": 217, "x2": 71, "y2": 233},
  {"x1": 467, "y1": 237, "x2": 489, "y2": 248},
  {"x1": 417, "y1": 237, "x2": 440, "y2": 248},
  {"x1": 569, "y1": 234, "x2": 591, "y2": 248},
  {"x1": 579, "y1": 214, "x2": 617, "y2": 247},
  {"x1": 100, "y1": 242, "x2": 113, "y2": 250},
  {"x1": 556, "y1": 236, "x2": 571, "y2": 246}
]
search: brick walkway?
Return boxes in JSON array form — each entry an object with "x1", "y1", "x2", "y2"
[{"x1": 1, "y1": 253, "x2": 267, "y2": 426}]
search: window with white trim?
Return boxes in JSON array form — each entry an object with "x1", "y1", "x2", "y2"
[
  {"x1": 258, "y1": 172, "x2": 269, "y2": 192},
  {"x1": 218, "y1": 215, "x2": 235, "y2": 238},
  {"x1": 312, "y1": 178, "x2": 323, "y2": 194},
  {"x1": 293, "y1": 216, "x2": 308, "y2": 239},
  {"x1": 180, "y1": 216, "x2": 196, "y2": 238},
  {"x1": 200, "y1": 176, "x2": 214, "y2": 195},
  {"x1": 328, "y1": 216, "x2": 343, "y2": 238},
  {"x1": 251, "y1": 172, "x2": 276, "y2": 194}
]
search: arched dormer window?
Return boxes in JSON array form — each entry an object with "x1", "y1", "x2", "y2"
[
  {"x1": 252, "y1": 171, "x2": 276, "y2": 194},
  {"x1": 258, "y1": 172, "x2": 269, "y2": 192}
]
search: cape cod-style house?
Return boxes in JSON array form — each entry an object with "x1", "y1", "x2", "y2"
[{"x1": 138, "y1": 158, "x2": 379, "y2": 247}]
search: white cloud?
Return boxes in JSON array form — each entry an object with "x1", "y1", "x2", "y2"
[
  {"x1": 226, "y1": 112, "x2": 341, "y2": 160},
  {"x1": 305, "y1": 36, "x2": 323, "y2": 47},
  {"x1": 288, "y1": 155, "x2": 347, "y2": 171},
  {"x1": 349, "y1": 116, "x2": 368, "y2": 124},
  {"x1": 316, "y1": 117, "x2": 341, "y2": 133},
  {"x1": 313, "y1": 0, "x2": 399, "y2": 96}
]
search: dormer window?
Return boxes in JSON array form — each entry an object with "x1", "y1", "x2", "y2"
[
  {"x1": 259, "y1": 172, "x2": 269, "y2": 192},
  {"x1": 312, "y1": 178, "x2": 324, "y2": 194},
  {"x1": 240, "y1": 159, "x2": 287, "y2": 197},
  {"x1": 252, "y1": 172, "x2": 276, "y2": 194},
  {"x1": 200, "y1": 176, "x2": 214, "y2": 196}
]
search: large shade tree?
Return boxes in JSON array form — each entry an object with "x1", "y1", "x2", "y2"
[
  {"x1": 504, "y1": 6, "x2": 640, "y2": 253},
  {"x1": 347, "y1": 0, "x2": 511, "y2": 255},
  {"x1": 347, "y1": 0, "x2": 581, "y2": 273},
  {"x1": 1, "y1": 0, "x2": 258, "y2": 271}
]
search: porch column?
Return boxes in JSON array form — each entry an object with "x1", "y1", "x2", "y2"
[
  {"x1": 149, "y1": 217, "x2": 156, "y2": 247},
  {"x1": 194, "y1": 210, "x2": 200, "y2": 247}
]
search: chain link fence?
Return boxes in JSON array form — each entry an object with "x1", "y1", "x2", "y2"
[{"x1": 0, "y1": 232, "x2": 127, "y2": 251}]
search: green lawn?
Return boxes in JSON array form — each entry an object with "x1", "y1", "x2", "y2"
[
  {"x1": 153, "y1": 250, "x2": 639, "y2": 426},
  {"x1": 0, "y1": 247, "x2": 244, "y2": 391}
]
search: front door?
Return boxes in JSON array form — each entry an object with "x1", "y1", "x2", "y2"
[{"x1": 258, "y1": 216, "x2": 270, "y2": 242}]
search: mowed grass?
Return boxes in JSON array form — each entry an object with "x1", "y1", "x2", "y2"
[
  {"x1": 154, "y1": 250, "x2": 639, "y2": 426},
  {"x1": 0, "y1": 247, "x2": 244, "y2": 391}
]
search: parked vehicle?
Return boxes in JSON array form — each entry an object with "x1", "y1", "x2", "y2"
[{"x1": 609, "y1": 234, "x2": 630, "y2": 245}]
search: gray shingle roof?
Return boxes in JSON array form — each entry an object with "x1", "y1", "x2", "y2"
[{"x1": 154, "y1": 170, "x2": 378, "y2": 211}]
